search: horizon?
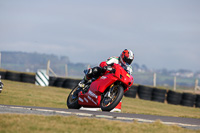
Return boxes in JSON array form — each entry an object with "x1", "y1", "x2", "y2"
[{"x1": 1, "y1": 50, "x2": 199, "y2": 73}]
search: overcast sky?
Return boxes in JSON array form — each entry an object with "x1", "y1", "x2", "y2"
[{"x1": 0, "y1": 0, "x2": 200, "y2": 72}]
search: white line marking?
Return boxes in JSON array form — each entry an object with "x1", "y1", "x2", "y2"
[{"x1": 0, "y1": 105, "x2": 199, "y2": 128}]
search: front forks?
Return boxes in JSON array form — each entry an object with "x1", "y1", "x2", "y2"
[{"x1": 104, "y1": 84, "x2": 115, "y2": 98}]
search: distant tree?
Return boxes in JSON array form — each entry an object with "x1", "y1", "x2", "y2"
[
  {"x1": 177, "y1": 69, "x2": 192, "y2": 73},
  {"x1": 160, "y1": 68, "x2": 169, "y2": 75},
  {"x1": 141, "y1": 64, "x2": 148, "y2": 71},
  {"x1": 132, "y1": 63, "x2": 139, "y2": 71}
]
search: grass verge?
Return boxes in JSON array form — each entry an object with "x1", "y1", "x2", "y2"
[{"x1": 0, "y1": 114, "x2": 199, "y2": 133}]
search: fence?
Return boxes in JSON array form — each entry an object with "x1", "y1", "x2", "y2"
[{"x1": 133, "y1": 72, "x2": 199, "y2": 92}]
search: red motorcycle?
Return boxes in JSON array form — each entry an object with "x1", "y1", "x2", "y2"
[{"x1": 67, "y1": 63, "x2": 134, "y2": 111}]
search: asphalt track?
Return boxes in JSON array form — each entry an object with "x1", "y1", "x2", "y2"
[{"x1": 0, "y1": 104, "x2": 200, "y2": 130}]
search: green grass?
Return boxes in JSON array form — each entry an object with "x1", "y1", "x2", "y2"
[
  {"x1": 0, "y1": 80, "x2": 200, "y2": 119},
  {"x1": 0, "y1": 80, "x2": 68, "y2": 108},
  {"x1": 0, "y1": 114, "x2": 199, "y2": 133},
  {"x1": 122, "y1": 97, "x2": 200, "y2": 118}
]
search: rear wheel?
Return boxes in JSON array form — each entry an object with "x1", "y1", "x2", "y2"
[
  {"x1": 100, "y1": 85, "x2": 124, "y2": 111},
  {"x1": 67, "y1": 85, "x2": 82, "y2": 109}
]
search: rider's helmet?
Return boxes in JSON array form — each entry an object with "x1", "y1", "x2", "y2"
[{"x1": 120, "y1": 49, "x2": 134, "y2": 66}]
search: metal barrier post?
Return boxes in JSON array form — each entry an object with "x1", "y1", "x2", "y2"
[
  {"x1": 65, "y1": 64, "x2": 68, "y2": 77},
  {"x1": 153, "y1": 73, "x2": 156, "y2": 87},
  {"x1": 195, "y1": 79, "x2": 200, "y2": 93},
  {"x1": 173, "y1": 76, "x2": 176, "y2": 90},
  {"x1": 46, "y1": 60, "x2": 57, "y2": 77}
]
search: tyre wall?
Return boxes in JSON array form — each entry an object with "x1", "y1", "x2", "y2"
[
  {"x1": 181, "y1": 93, "x2": 196, "y2": 107},
  {"x1": 152, "y1": 88, "x2": 167, "y2": 103},
  {"x1": 195, "y1": 95, "x2": 200, "y2": 108},
  {"x1": 138, "y1": 85, "x2": 153, "y2": 100},
  {"x1": 167, "y1": 90, "x2": 182, "y2": 105},
  {"x1": 0, "y1": 70, "x2": 80, "y2": 90},
  {"x1": 124, "y1": 85, "x2": 138, "y2": 98}
]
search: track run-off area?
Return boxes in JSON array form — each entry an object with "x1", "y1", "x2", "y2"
[{"x1": 0, "y1": 104, "x2": 200, "y2": 130}]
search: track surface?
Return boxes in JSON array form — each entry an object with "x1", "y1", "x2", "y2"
[{"x1": 0, "y1": 104, "x2": 200, "y2": 130}]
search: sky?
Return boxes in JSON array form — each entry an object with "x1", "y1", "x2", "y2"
[{"x1": 0, "y1": 0, "x2": 200, "y2": 72}]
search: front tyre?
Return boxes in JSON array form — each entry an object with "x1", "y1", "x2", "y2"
[
  {"x1": 100, "y1": 85, "x2": 124, "y2": 111},
  {"x1": 67, "y1": 85, "x2": 81, "y2": 109}
]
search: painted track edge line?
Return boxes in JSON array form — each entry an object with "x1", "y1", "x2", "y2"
[{"x1": 0, "y1": 105, "x2": 199, "y2": 128}]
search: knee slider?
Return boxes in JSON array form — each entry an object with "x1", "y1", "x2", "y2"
[{"x1": 92, "y1": 67, "x2": 102, "y2": 77}]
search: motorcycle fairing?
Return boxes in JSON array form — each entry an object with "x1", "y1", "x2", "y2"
[
  {"x1": 78, "y1": 74, "x2": 118, "y2": 107},
  {"x1": 78, "y1": 91, "x2": 101, "y2": 107},
  {"x1": 92, "y1": 73, "x2": 118, "y2": 94}
]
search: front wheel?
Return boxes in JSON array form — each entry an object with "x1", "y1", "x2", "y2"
[
  {"x1": 67, "y1": 85, "x2": 82, "y2": 109},
  {"x1": 100, "y1": 85, "x2": 124, "y2": 111}
]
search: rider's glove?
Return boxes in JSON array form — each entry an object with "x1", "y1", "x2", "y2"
[
  {"x1": 103, "y1": 66, "x2": 111, "y2": 71},
  {"x1": 110, "y1": 68, "x2": 116, "y2": 73},
  {"x1": 103, "y1": 66, "x2": 115, "y2": 73}
]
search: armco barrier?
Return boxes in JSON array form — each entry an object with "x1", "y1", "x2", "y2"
[{"x1": 0, "y1": 70, "x2": 200, "y2": 108}]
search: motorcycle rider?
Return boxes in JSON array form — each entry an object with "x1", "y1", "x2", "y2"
[{"x1": 79, "y1": 49, "x2": 134, "y2": 88}]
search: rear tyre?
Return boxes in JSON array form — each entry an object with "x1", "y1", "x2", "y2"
[
  {"x1": 100, "y1": 85, "x2": 124, "y2": 112},
  {"x1": 67, "y1": 85, "x2": 82, "y2": 109}
]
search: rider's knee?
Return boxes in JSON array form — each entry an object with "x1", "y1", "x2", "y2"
[{"x1": 92, "y1": 67, "x2": 102, "y2": 78}]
